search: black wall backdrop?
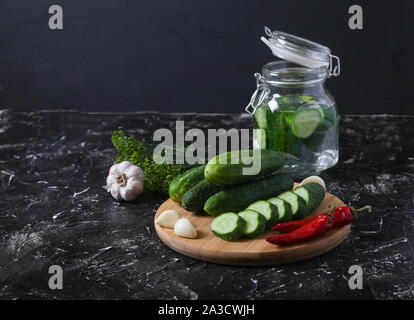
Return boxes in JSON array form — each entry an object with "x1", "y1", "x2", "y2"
[{"x1": 0, "y1": 0, "x2": 412, "y2": 114}]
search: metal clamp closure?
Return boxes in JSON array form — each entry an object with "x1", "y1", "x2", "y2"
[
  {"x1": 328, "y1": 54, "x2": 340, "y2": 77},
  {"x1": 245, "y1": 73, "x2": 270, "y2": 115}
]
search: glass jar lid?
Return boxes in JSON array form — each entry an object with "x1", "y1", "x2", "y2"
[{"x1": 261, "y1": 27, "x2": 340, "y2": 77}]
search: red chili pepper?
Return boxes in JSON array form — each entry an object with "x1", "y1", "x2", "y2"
[
  {"x1": 271, "y1": 216, "x2": 318, "y2": 233},
  {"x1": 266, "y1": 208, "x2": 335, "y2": 246},
  {"x1": 332, "y1": 205, "x2": 372, "y2": 227},
  {"x1": 271, "y1": 205, "x2": 372, "y2": 233}
]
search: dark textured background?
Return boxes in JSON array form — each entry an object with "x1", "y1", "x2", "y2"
[
  {"x1": 0, "y1": 0, "x2": 413, "y2": 114},
  {"x1": 1, "y1": 110, "x2": 413, "y2": 299}
]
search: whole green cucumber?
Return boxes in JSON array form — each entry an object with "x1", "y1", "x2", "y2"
[
  {"x1": 168, "y1": 165, "x2": 206, "y2": 203},
  {"x1": 204, "y1": 173, "x2": 294, "y2": 216},
  {"x1": 181, "y1": 179, "x2": 224, "y2": 212},
  {"x1": 204, "y1": 149, "x2": 285, "y2": 187}
]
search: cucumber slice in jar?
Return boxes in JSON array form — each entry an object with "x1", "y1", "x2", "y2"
[
  {"x1": 303, "y1": 104, "x2": 337, "y2": 152},
  {"x1": 267, "y1": 197, "x2": 292, "y2": 222},
  {"x1": 238, "y1": 210, "x2": 266, "y2": 238},
  {"x1": 290, "y1": 108, "x2": 322, "y2": 139},
  {"x1": 276, "y1": 96, "x2": 315, "y2": 110},
  {"x1": 277, "y1": 191, "x2": 308, "y2": 220},
  {"x1": 246, "y1": 200, "x2": 278, "y2": 228},
  {"x1": 210, "y1": 212, "x2": 246, "y2": 241}
]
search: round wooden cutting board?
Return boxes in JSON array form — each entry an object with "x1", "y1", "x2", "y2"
[{"x1": 154, "y1": 187, "x2": 350, "y2": 266}]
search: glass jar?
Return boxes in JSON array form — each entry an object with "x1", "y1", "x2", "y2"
[{"x1": 246, "y1": 28, "x2": 341, "y2": 178}]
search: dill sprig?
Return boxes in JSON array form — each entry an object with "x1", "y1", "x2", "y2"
[{"x1": 111, "y1": 128, "x2": 189, "y2": 194}]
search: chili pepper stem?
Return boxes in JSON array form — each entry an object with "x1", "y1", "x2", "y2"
[
  {"x1": 350, "y1": 205, "x2": 372, "y2": 220},
  {"x1": 327, "y1": 204, "x2": 336, "y2": 217}
]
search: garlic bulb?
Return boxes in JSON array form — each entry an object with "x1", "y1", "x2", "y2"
[
  {"x1": 104, "y1": 161, "x2": 145, "y2": 201},
  {"x1": 155, "y1": 210, "x2": 181, "y2": 228},
  {"x1": 174, "y1": 218, "x2": 197, "y2": 239}
]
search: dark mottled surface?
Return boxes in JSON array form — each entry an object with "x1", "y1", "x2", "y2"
[{"x1": 0, "y1": 110, "x2": 413, "y2": 300}]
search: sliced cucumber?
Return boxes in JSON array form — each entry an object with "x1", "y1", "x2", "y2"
[
  {"x1": 277, "y1": 191, "x2": 308, "y2": 220},
  {"x1": 238, "y1": 210, "x2": 266, "y2": 238},
  {"x1": 303, "y1": 104, "x2": 337, "y2": 152},
  {"x1": 294, "y1": 183, "x2": 325, "y2": 212},
  {"x1": 290, "y1": 108, "x2": 322, "y2": 139},
  {"x1": 210, "y1": 212, "x2": 246, "y2": 241},
  {"x1": 204, "y1": 173, "x2": 293, "y2": 216},
  {"x1": 293, "y1": 187, "x2": 312, "y2": 212},
  {"x1": 276, "y1": 95, "x2": 315, "y2": 110},
  {"x1": 246, "y1": 200, "x2": 278, "y2": 228},
  {"x1": 267, "y1": 197, "x2": 293, "y2": 222}
]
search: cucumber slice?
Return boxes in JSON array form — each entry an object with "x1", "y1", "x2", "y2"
[
  {"x1": 295, "y1": 183, "x2": 325, "y2": 212},
  {"x1": 276, "y1": 96, "x2": 315, "y2": 110},
  {"x1": 246, "y1": 200, "x2": 278, "y2": 228},
  {"x1": 290, "y1": 109, "x2": 322, "y2": 139},
  {"x1": 277, "y1": 191, "x2": 308, "y2": 220},
  {"x1": 267, "y1": 197, "x2": 293, "y2": 222},
  {"x1": 238, "y1": 210, "x2": 266, "y2": 238},
  {"x1": 210, "y1": 212, "x2": 246, "y2": 241},
  {"x1": 303, "y1": 104, "x2": 337, "y2": 152},
  {"x1": 293, "y1": 187, "x2": 312, "y2": 212}
]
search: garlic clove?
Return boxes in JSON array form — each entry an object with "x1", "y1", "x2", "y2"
[
  {"x1": 155, "y1": 210, "x2": 181, "y2": 228},
  {"x1": 298, "y1": 176, "x2": 326, "y2": 190},
  {"x1": 174, "y1": 218, "x2": 197, "y2": 239}
]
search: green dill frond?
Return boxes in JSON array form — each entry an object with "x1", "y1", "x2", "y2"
[{"x1": 111, "y1": 128, "x2": 189, "y2": 194}]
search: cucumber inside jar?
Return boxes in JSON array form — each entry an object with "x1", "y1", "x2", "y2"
[
  {"x1": 303, "y1": 104, "x2": 338, "y2": 152},
  {"x1": 252, "y1": 96, "x2": 338, "y2": 171},
  {"x1": 290, "y1": 108, "x2": 322, "y2": 139}
]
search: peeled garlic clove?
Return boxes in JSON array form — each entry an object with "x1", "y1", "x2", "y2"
[
  {"x1": 174, "y1": 218, "x2": 197, "y2": 239},
  {"x1": 298, "y1": 176, "x2": 326, "y2": 190},
  {"x1": 155, "y1": 209, "x2": 181, "y2": 228}
]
